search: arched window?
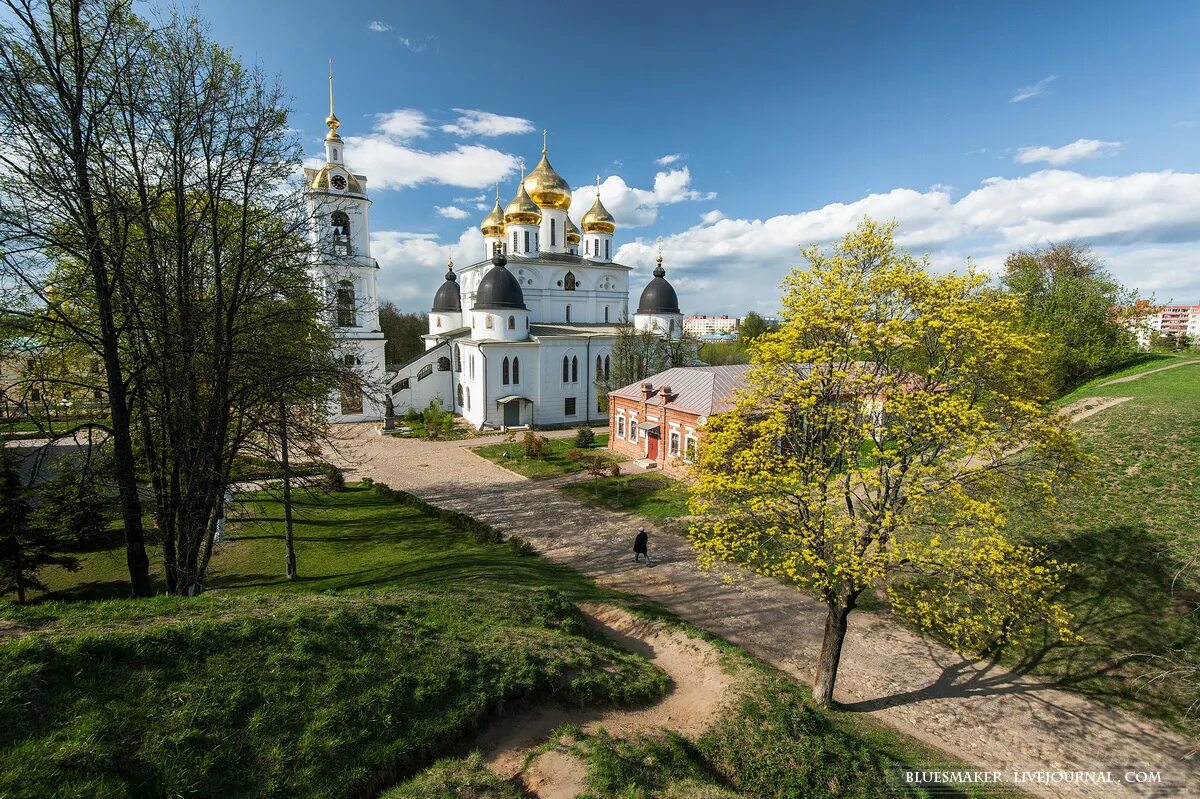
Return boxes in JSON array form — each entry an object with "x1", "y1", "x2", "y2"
[
  {"x1": 564, "y1": 271, "x2": 576, "y2": 291},
  {"x1": 457, "y1": 385, "x2": 464, "y2": 408},
  {"x1": 524, "y1": 231, "x2": 530, "y2": 252},
  {"x1": 605, "y1": 239, "x2": 610, "y2": 259},
  {"x1": 566, "y1": 305, "x2": 571, "y2": 323},
  {"x1": 512, "y1": 231, "x2": 518, "y2": 251},
  {"x1": 550, "y1": 218, "x2": 557, "y2": 246},
  {"x1": 332, "y1": 211, "x2": 351, "y2": 256},
  {"x1": 526, "y1": 317, "x2": 530, "y2": 329},
  {"x1": 512, "y1": 356, "x2": 520, "y2": 384},
  {"x1": 454, "y1": 344, "x2": 461, "y2": 371},
  {"x1": 596, "y1": 355, "x2": 602, "y2": 377},
  {"x1": 502, "y1": 356, "x2": 510, "y2": 385},
  {"x1": 436, "y1": 317, "x2": 442, "y2": 328},
  {"x1": 465, "y1": 385, "x2": 470, "y2": 411},
  {"x1": 562, "y1": 356, "x2": 570, "y2": 383},
  {"x1": 336, "y1": 280, "x2": 355, "y2": 327},
  {"x1": 437, "y1": 357, "x2": 451, "y2": 371},
  {"x1": 604, "y1": 355, "x2": 610, "y2": 378},
  {"x1": 507, "y1": 315, "x2": 515, "y2": 330},
  {"x1": 485, "y1": 315, "x2": 494, "y2": 329},
  {"x1": 604, "y1": 306, "x2": 609, "y2": 322},
  {"x1": 571, "y1": 356, "x2": 578, "y2": 383}
]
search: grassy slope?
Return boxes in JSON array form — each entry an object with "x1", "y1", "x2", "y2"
[
  {"x1": 472, "y1": 433, "x2": 613, "y2": 479},
  {"x1": 37, "y1": 486, "x2": 612, "y2": 602},
  {"x1": 1004, "y1": 363, "x2": 1200, "y2": 729},
  {"x1": 560, "y1": 473, "x2": 691, "y2": 525},
  {"x1": 0, "y1": 589, "x2": 666, "y2": 799}
]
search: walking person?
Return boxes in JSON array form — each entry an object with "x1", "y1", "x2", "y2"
[{"x1": 633, "y1": 527, "x2": 651, "y2": 565}]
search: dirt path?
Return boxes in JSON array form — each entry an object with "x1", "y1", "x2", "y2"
[
  {"x1": 1096, "y1": 359, "x2": 1199, "y2": 386},
  {"x1": 1059, "y1": 395, "x2": 1134, "y2": 423},
  {"x1": 332, "y1": 425, "x2": 1200, "y2": 799},
  {"x1": 477, "y1": 604, "x2": 732, "y2": 798}
]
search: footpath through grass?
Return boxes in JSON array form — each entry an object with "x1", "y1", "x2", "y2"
[
  {"x1": 5, "y1": 482, "x2": 1019, "y2": 798},
  {"x1": 1003, "y1": 363, "x2": 1200, "y2": 730},
  {"x1": 0, "y1": 589, "x2": 666, "y2": 799},
  {"x1": 472, "y1": 432, "x2": 614, "y2": 479}
]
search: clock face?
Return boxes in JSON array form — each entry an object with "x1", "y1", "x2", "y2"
[{"x1": 331, "y1": 174, "x2": 347, "y2": 191}]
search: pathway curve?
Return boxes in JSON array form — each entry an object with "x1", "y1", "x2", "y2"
[
  {"x1": 479, "y1": 603, "x2": 732, "y2": 798},
  {"x1": 1096, "y1": 359, "x2": 1200, "y2": 387},
  {"x1": 332, "y1": 425, "x2": 1199, "y2": 799}
]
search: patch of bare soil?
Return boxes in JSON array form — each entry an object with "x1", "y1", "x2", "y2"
[
  {"x1": 1096, "y1": 360, "x2": 1200, "y2": 386},
  {"x1": 479, "y1": 604, "x2": 733, "y2": 798},
  {"x1": 1059, "y1": 395, "x2": 1133, "y2": 423}
]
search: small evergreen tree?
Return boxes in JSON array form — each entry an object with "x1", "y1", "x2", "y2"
[
  {"x1": 0, "y1": 452, "x2": 78, "y2": 603},
  {"x1": 28, "y1": 455, "x2": 116, "y2": 550},
  {"x1": 574, "y1": 425, "x2": 596, "y2": 448}
]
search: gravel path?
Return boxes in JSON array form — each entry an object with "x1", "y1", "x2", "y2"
[
  {"x1": 1096, "y1": 359, "x2": 1200, "y2": 386},
  {"x1": 331, "y1": 425, "x2": 1198, "y2": 799}
]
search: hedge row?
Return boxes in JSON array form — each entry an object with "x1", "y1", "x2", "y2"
[{"x1": 365, "y1": 479, "x2": 535, "y2": 556}]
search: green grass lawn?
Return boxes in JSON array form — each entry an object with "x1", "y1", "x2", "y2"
[
  {"x1": 8, "y1": 482, "x2": 1019, "y2": 798},
  {"x1": 472, "y1": 432, "x2": 613, "y2": 479},
  {"x1": 0, "y1": 589, "x2": 666, "y2": 799},
  {"x1": 560, "y1": 472, "x2": 691, "y2": 525},
  {"x1": 36, "y1": 484, "x2": 611, "y2": 602},
  {"x1": 1001, "y1": 363, "x2": 1200, "y2": 730}
]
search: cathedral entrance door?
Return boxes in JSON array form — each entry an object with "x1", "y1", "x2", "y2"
[
  {"x1": 646, "y1": 432, "x2": 659, "y2": 460},
  {"x1": 503, "y1": 400, "x2": 520, "y2": 426}
]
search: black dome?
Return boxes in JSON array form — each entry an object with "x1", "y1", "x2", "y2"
[
  {"x1": 473, "y1": 252, "x2": 526, "y2": 310},
  {"x1": 636, "y1": 260, "x2": 680, "y2": 314},
  {"x1": 432, "y1": 265, "x2": 461, "y2": 312}
]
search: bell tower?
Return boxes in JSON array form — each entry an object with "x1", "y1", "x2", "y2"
[{"x1": 304, "y1": 61, "x2": 387, "y2": 422}]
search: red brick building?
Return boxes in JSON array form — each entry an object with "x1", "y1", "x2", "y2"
[{"x1": 607, "y1": 365, "x2": 752, "y2": 476}]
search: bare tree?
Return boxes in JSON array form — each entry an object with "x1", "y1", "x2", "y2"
[{"x1": 0, "y1": 0, "x2": 153, "y2": 595}]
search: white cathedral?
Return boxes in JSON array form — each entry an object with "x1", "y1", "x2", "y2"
[{"x1": 305, "y1": 83, "x2": 685, "y2": 428}]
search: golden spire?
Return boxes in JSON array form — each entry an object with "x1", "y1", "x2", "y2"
[
  {"x1": 325, "y1": 59, "x2": 342, "y2": 142},
  {"x1": 523, "y1": 139, "x2": 571, "y2": 210},
  {"x1": 565, "y1": 215, "x2": 581, "y2": 245},
  {"x1": 582, "y1": 180, "x2": 615, "y2": 234},
  {"x1": 504, "y1": 173, "x2": 541, "y2": 226},
  {"x1": 481, "y1": 186, "x2": 506, "y2": 237}
]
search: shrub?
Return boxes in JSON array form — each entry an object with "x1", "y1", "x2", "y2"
[
  {"x1": 609, "y1": 462, "x2": 621, "y2": 477},
  {"x1": 322, "y1": 467, "x2": 345, "y2": 492},
  {"x1": 574, "y1": 425, "x2": 596, "y2": 448},
  {"x1": 566, "y1": 448, "x2": 583, "y2": 462},
  {"x1": 507, "y1": 536, "x2": 536, "y2": 557},
  {"x1": 360, "y1": 477, "x2": 374, "y2": 488},
  {"x1": 523, "y1": 431, "x2": 548, "y2": 458},
  {"x1": 589, "y1": 455, "x2": 609, "y2": 477}
]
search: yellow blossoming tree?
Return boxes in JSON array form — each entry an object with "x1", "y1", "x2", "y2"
[{"x1": 689, "y1": 219, "x2": 1089, "y2": 706}]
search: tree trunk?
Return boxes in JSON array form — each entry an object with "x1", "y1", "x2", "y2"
[
  {"x1": 279, "y1": 393, "x2": 296, "y2": 579},
  {"x1": 813, "y1": 601, "x2": 853, "y2": 706}
]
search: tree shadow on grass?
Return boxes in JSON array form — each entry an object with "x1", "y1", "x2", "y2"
[{"x1": 843, "y1": 524, "x2": 1199, "y2": 732}]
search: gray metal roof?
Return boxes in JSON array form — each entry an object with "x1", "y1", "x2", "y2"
[
  {"x1": 609, "y1": 365, "x2": 757, "y2": 416},
  {"x1": 529, "y1": 323, "x2": 625, "y2": 337}
]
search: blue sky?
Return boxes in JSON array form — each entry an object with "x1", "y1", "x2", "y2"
[{"x1": 191, "y1": 0, "x2": 1200, "y2": 314}]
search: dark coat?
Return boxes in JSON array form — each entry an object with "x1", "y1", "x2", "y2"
[{"x1": 633, "y1": 531, "x2": 648, "y2": 554}]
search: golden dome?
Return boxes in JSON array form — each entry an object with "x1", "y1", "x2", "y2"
[
  {"x1": 581, "y1": 193, "x2": 615, "y2": 234},
  {"x1": 523, "y1": 147, "x2": 572, "y2": 210},
  {"x1": 309, "y1": 164, "x2": 363, "y2": 194},
  {"x1": 565, "y1": 216, "x2": 581, "y2": 245},
  {"x1": 504, "y1": 178, "x2": 541, "y2": 226},
  {"x1": 481, "y1": 194, "x2": 506, "y2": 237}
]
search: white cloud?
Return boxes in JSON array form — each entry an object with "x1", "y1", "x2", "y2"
[
  {"x1": 1015, "y1": 138, "x2": 1122, "y2": 166},
  {"x1": 309, "y1": 111, "x2": 519, "y2": 191},
  {"x1": 373, "y1": 228, "x2": 482, "y2": 306},
  {"x1": 441, "y1": 109, "x2": 535, "y2": 137},
  {"x1": 435, "y1": 205, "x2": 469, "y2": 219},
  {"x1": 1010, "y1": 74, "x2": 1057, "y2": 103},
  {"x1": 656, "y1": 153, "x2": 683, "y2": 166},
  {"x1": 1173, "y1": 120, "x2": 1198, "y2": 129},
  {"x1": 367, "y1": 21, "x2": 392, "y2": 32},
  {"x1": 613, "y1": 168, "x2": 1200, "y2": 314},
  {"x1": 566, "y1": 167, "x2": 716, "y2": 228},
  {"x1": 700, "y1": 209, "x2": 725, "y2": 224},
  {"x1": 371, "y1": 109, "x2": 429, "y2": 140}
]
